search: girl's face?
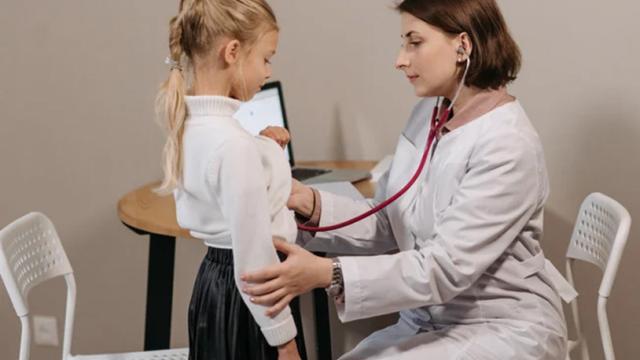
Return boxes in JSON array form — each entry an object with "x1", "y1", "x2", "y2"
[
  {"x1": 395, "y1": 12, "x2": 461, "y2": 98},
  {"x1": 231, "y1": 30, "x2": 279, "y2": 101}
]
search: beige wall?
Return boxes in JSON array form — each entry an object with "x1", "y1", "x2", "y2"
[{"x1": 1, "y1": 1, "x2": 638, "y2": 359}]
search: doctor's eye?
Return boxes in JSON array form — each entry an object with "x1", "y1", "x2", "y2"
[{"x1": 402, "y1": 40, "x2": 422, "y2": 50}]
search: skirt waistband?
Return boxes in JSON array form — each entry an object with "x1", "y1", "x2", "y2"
[{"x1": 205, "y1": 247, "x2": 233, "y2": 266}]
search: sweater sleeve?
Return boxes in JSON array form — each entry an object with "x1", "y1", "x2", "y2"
[
  {"x1": 208, "y1": 137, "x2": 297, "y2": 346},
  {"x1": 254, "y1": 135, "x2": 298, "y2": 244}
]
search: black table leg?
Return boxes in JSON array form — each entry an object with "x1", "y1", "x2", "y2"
[
  {"x1": 313, "y1": 288, "x2": 333, "y2": 360},
  {"x1": 143, "y1": 233, "x2": 176, "y2": 351}
]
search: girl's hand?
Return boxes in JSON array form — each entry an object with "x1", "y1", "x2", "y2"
[
  {"x1": 241, "y1": 239, "x2": 333, "y2": 318},
  {"x1": 287, "y1": 179, "x2": 314, "y2": 217},
  {"x1": 277, "y1": 339, "x2": 301, "y2": 360},
  {"x1": 260, "y1": 126, "x2": 290, "y2": 148}
]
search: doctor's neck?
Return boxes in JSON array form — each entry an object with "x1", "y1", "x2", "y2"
[{"x1": 446, "y1": 85, "x2": 482, "y2": 114}]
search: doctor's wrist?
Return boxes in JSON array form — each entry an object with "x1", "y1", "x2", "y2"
[{"x1": 315, "y1": 257, "x2": 334, "y2": 289}]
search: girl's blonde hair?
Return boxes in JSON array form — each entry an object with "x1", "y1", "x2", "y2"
[{"x1": 155, "y1": 0, "x2": 279, "y2": 195}]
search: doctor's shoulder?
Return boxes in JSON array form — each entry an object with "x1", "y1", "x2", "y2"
[{"x1": 471, "y1": 105, "x2": 543, "y2": 169}]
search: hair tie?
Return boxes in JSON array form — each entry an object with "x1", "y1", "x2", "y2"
[{"x1": 164, "y1": 56, "x2": 183, "y2": 72}]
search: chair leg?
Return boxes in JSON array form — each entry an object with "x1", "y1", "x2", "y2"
[
  {"x1": 598, "y1": 297, "x2": 614, "y2": 360},
  {"x1": 19, "y1": 316, "x2": 30, "y2": 360}
]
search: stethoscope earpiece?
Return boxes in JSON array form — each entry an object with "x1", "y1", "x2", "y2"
[{"x1": 457, "y1": 47, "x2": 468, "y2": 63}]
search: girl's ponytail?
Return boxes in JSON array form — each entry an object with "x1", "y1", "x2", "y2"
[{"x1": 155, "y1": 13, "x2": 188, "y2": 195}]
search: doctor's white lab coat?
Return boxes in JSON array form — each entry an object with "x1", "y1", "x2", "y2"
[{"x1": 300, "y1": 98, "x2": 575, "y2": 359}]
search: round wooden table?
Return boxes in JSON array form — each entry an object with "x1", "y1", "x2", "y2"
[{"x1": 117, "y1": 161, "x2": 376, "y2": 357}]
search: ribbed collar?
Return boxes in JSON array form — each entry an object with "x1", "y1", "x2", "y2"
[{"x1": 185, "y1": 96, "x2": 242, "y2": 117}]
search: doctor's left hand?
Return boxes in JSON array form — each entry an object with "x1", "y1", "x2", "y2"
[
  {"x1": 259, "y1": 126, "x2": 290, "y2": 149},
  {"x1": 241, "y1": 239, "x2": 333, "y2": 318}
]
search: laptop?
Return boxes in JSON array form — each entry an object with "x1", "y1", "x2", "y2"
[{"x1": 234, "y1": 81, "x2": 371, "y2": 185}]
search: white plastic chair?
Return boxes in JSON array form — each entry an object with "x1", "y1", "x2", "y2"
[
  {"x1": 564, "y1": 193, "x2": 631, "y2": 360},
  {"x1": 0, "y1": 212, "x2": 188, "y2": 360}
]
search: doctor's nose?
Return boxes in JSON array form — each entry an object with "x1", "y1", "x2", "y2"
[{"x1": 395, "y1": 51, "x2": 409, "y2": 70}]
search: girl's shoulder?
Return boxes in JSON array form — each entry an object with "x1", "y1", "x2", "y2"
[
  {"x1": 253, "y1": 135, "x2": 292, "y2": 186},
  {"x1": 253, "y1": 135, "x2": 285, "y2": 158},
  {"x1": 253, "y1": 135, "x2": 290, "y2": 168}
]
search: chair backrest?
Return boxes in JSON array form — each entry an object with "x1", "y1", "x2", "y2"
[
  {"x1": 565, "y1": 193, "x2": 631, "y2": 360},
  {"x1": 0, "y1": 212, "x2": 73, "y2": 317},
  {"x1": 566, "y1": 193, "x2": 631, "y2": 297}
]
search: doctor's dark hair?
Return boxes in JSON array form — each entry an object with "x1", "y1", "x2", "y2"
[
  {"x1": 155, "y1": 0, "x2": 278, "y2": 195},
  {"x1": 396, "y1": 0, "x2": 521, "y2": 90}
]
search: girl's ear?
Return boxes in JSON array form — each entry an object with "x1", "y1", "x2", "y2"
[{"x1": 223, "y1": 39, "x2": 242, "y2": 65}]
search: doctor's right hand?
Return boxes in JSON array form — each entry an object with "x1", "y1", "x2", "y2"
[{"x1": 287, "y1": 179, "x2": 315, "y2": 218}]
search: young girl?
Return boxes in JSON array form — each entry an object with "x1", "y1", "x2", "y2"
[{"x1": 155, "y1": 0, "x2": 305, "y2": 359}]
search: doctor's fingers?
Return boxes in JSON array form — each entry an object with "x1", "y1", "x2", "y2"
[
  {"x1": 249, "y1": 287, "x2": 288, "y2": 306},
  {"x1": 266, "y1": 294, "x2": 295, "y2": 318},
  {"x1": 241, "y1": 263, "x2": 283, "y2": 283},
  {"x1": 243, "y1": 276, "x2": 284, "y2": 296}
]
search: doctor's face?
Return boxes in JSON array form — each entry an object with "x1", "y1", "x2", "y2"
[{"x1": 395, "y1": 12, "x2": 461, "y2": 98}]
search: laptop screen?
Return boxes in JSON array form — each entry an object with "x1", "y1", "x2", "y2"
[{"x1": 234, "y1": 82, "x2": 294, "y2": 165}]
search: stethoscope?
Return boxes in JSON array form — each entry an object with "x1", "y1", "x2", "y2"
[{"x1": 298, "y1": 56, "x2": 471, "y2": 233}]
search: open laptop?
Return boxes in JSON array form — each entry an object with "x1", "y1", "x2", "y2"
[{"x1": 234, "y1": 81, "x2": 371, "y2": 185}]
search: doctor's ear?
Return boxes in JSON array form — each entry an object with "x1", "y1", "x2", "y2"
[
  {"x1": 223, "y1": 39, "x2": 242, "y2": 65},
  {"x1": 456, "y1": 33, "x2": 473, "y2": 62}
]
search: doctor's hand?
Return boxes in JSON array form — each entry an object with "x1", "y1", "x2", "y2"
[
  {"x1": 259, "y1": 126, "x2": 290, "y2": 149},
  {"x1": 241, "y1": 239, "x2": 333, "y2": 318},
  {"x1": 287, "y1": 180, "x2": 315, "y2": 218}
]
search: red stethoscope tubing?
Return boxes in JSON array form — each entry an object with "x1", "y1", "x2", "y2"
[{"x1": 297, "y1": 105, "x2": 450, "y2": 233}]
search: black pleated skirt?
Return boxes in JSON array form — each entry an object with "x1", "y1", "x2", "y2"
[{"x1": 188, "y1": 247, "x2": 308, "y2": 360}]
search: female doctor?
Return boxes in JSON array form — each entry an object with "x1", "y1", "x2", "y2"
[{"x1": 243, "y1": 0, "x2": 576, "y2": 358}]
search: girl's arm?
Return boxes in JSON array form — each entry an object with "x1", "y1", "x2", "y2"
[{"x1": 212, "y1": 137, "x2": 297, "y2": 347}]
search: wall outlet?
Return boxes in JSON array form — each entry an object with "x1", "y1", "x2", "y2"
[{"x1": 33, "y1": 315, "x2": 59, "y2": 347}]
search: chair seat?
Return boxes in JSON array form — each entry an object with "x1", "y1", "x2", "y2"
[{"x1": 71, "y1": 348, "x2": 188, "y2": 360}]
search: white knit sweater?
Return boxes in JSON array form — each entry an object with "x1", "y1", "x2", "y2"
[{"x1": 174, "y1": 95, "x2": 297, "y2": 346}]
